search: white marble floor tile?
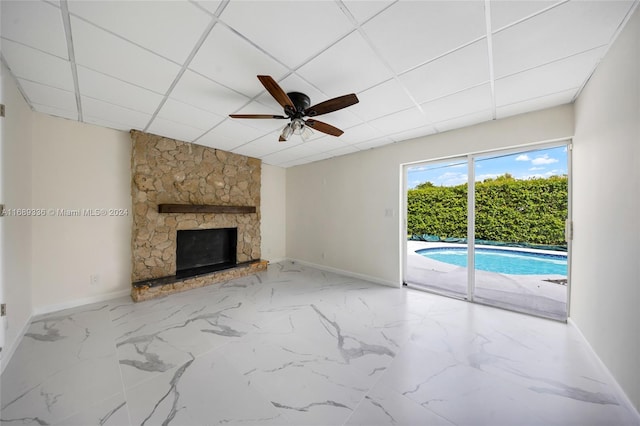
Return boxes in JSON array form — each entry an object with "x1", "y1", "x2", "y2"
[
  {"x1": 1, "y1": 261, "x2": 638, "y2": 426},
  {"x1": 53, "y1": 393, "x2": 129, "y2": 426},
  {"x1": 1, "y1": 303, "x2": 122, "y2": 426},
  {"x1": 126, "y1": 350, "x2": 286, "y2": 425}
]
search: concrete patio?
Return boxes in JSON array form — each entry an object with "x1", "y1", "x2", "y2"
[{"x1": 406, "y1": 241, "x2": 568, "y2": 321}]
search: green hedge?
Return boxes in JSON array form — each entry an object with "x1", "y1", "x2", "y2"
[{"x1": 408, "y1": 176, "x2": 568, "y2": 246}]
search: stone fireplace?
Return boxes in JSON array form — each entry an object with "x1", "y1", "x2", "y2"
[{"x1": 129, "y1": 130, "x2": 267, "y2": 301}]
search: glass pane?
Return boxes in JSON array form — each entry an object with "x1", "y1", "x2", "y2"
[
  {"x1": 473, "y1": 146, "x2": 569, "y2": 320},
  {"x1": 406, "y1": 159, "x2": 469, "y2": 299}
]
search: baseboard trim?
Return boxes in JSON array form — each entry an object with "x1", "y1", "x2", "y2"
[
  {"x1": 286, "y1": 258, "x2": 400, "y2": 288},
  {"x1": 1, "y1": 314, "x2": 32, "y2": 375},
  {"x1": 568, "y1": 318, "x2": 640, "y2": 420},
  {"x1": 33, "y1": 289, "x2": 131, "y2": 317}
]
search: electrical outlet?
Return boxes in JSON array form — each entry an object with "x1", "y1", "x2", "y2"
[{"x1": 90, "y1": 274, "x2": 100, "y2": 286}]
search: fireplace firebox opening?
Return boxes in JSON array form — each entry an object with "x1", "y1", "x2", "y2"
[{"x1": 176, "y1": 228, "x2": 237, "y2": 278}]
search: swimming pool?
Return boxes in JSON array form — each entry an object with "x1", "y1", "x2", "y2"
[{"x1": 416, "y1": 247, "x2": 567, "y2": 275}]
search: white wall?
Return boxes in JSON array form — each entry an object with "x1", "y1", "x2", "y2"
[
  {"x1": 571, "y1": 7, "x2": 640, "y2": 412},
  {"x1": 30, "y1": 115, "x2": 132, "y2": 313},
  {"x1": 287, "y1": 105, "x2": 574, "y2": 285},
  {"x1": 260, "y1": 163, "x2": 286, "y2": 262},
  {"x1": 1, "y1": 62, "x2": 34, "y2": 370}
]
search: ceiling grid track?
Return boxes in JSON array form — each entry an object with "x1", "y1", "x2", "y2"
[
  {"x1": 143, "y1": 1, "x2": 231, "y2": 133},
  {"x1": 0, "y1": 55, "x2": 35, "y2": 110},
  {"x1": 335, "y1": 0, "x2": 433, "y2": 132},
  {"x1": 572, "y1": 0, "x2": 640, "y2": 102},
  {"x1": 484, "y1": 0, "x2": 497, "y2": 120},
  {"x1": 60, "y1": 0, "x2": 83, "y2": 121},
  {"x1": 3, "y1": 0, "x2": 633, "y2": 167}
]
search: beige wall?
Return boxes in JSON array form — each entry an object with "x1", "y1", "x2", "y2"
[
  {"x1": 286, "y1": 105, "x2": 574, "y2": 285},
  {"x1": 261, "y1": 164, "x2": 286, "y2": 262},
  {"x1": 22, "y1": 114, "x2": 285, "y2": 314},
  {"x1": 30, "y1": 115, "x2": 132, "y2": 313},
  {"x1": 1, "y1": 62, "x2": 34, "y2": 370},
  {"x1": 572, "y1": 7, "x2": 640, "y2": 411}
]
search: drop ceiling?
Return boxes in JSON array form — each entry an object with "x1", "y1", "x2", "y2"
[{"x1": 1, "y1": 0, "x2": 636, "y2": 168}]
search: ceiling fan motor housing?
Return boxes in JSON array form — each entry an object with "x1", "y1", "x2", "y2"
[{"x1": 287, "y1": 92, "x2": 311, "y2": 117}]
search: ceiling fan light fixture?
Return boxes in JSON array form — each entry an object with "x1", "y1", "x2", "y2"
[
  {"x1": 281, "y1": 123, "x2": 294, "y2": 141},
  {"x1": 281, "y1": 118, "x2": 313, "y2": 142},
  {"x1": 301, "y1": 125, "x2": 313, "y2": 142}
]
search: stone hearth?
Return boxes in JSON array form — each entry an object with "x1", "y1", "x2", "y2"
[{"x1": 130, "y1": 130, "x2": 264, "y2": 301}]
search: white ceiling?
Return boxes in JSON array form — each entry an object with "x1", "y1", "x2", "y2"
[{"x1": 1, "y1": 0, "x2": 636, "y2": 168}]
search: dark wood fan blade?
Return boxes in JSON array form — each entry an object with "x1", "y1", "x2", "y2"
[
  {"x1": 304, "y1": 94, "x2": 359, "y2": 117},
  {"x1": 279, "y1": 135, "x2": 287, "y2": 142},
  {"x1": 305, "y1": 119, "x2": 344, "y2": 137},
  {"x1": 229, "y1": 114, "x2": 287, "y2": 119},
  {"x1": 257, "y1": 75, "x2": 295, "y2": 111}
]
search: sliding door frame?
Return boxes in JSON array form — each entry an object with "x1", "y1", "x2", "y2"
[{"x1": 402, "y1": 139, "x2": 573, "y2": 316}]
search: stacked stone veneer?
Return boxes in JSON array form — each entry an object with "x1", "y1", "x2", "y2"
[{"x1": 130, "y1": 130, "x2": 263, "y2": 299}]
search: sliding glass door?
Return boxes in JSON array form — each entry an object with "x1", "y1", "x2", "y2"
[
  {"x1": 405, "y1": 143, "x2": 570, "y2": 320},
  {"x1": 405, "y1": 158, "x2": 469, "y2": 300}
]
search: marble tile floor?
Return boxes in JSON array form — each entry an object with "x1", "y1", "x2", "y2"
[{"x1": 1, "y1": 261, "x2": 638, "y2": 425}]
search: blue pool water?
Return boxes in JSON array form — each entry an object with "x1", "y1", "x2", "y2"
[{"x1": 417, "y1": 247, "x2": 567, "y2": 275}]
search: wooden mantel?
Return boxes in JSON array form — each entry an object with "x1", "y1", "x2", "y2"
[{"x1": 157, "y1": 204, "x2": 256, "y2": 214}]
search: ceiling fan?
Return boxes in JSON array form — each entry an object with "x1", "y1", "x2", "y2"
[{"x1": 229, "y1": 75, "x2": 359, "y2": 142}]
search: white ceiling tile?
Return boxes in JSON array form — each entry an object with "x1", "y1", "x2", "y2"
[
  {"x1": 196, "y1": 119, "x2": 268, "y2": 151},
  {"x1": 171, "y1": 70, "x2": 250, "y2": 116},
  {"x1": 290, "y1": 152, "x2": 332, "y2": 166},
  {"x1": 368, "y1": 107, "x2": 431, "y2": 135},
  {"x1": 77, "y1": 66, "x2": 163, "y2": 114},
  {"x1": 434, "y1": 110, "x2": 493, "y2": 133},
  {"x1": 0, "y1": 0, "x2": 630, "y2": 169},
  {"x1": 220, "y1": 1, "x2": 353, "y2": 68},
  {"x1": 71, "y1": 17, "x2": 181, "y2": 93},
  {"x1": 147, "y1": 117, "x2": 205, "y2": 143},
  {"x1": 389, "y1": 125, "x2": 438, "y2": 143},
  {"x1": 490, "y1": 1, "x2": 560, "y2": 32},
  {"x1": 320, "y1": 110, "x2": 364, "y2": 131},
  {"x1": 496, "y1": 88, "x2": 576, "y2": 120},
  {"x1": 260, "y1": 150, "x2": 300, "y2": 166},
  {"x1": 280, "y1": 142, "x2": 323, "y2": 158},
  {"x1": 342, "y1": 1, "x2": 395, "y2": 24},
  {"x1": 232, "y1": 131, "x2": 293, "y2": 158},
  {"x1": 296, "y1": 136, "x2": 352, "y2": 153},
  {"x1": 189, "y1": 24, "x2": 289, "y2": 98},
  {"x1": 354, "y1": 138, "x2": 395, "y2": 150},
  {"x1": 339, "y1": 123, "x2": 385, "y2": 144},
  {"x1": 2, "y1": 39, "x2": 74, "y2": 90},
  {"x1": 296, "y1": 32, "x2": 393, "y2": 97},
  {"x1": 156, "y1": 98, "x2": 224, "y2": 131},
  {"x1": 326, "y1": 145, "x2": 360, "y2": 157},
  {"x1": 193, "y1": 1, "x2": 223, "y2": 15},
  {"x1": 81, "y1": 96, "x2": 152, "y2": 131},
  {"x1": 67, "y1": 1, "x2": 211, "y2": 64},
  {"x1": 399, "y1": 39, "x2": 490, "y2": 104},
  {"x1": 18, "y1": 78, "x2": 77, "y2": 113},
  {"x1": 1, "y1": 0, "x2": 68, "y2": 58},
  {"x1": 31, "y1": 103, "x2": 78, "y2": 121},
  {"x1": 362, "y1": 1, "x2": 486, "y2": 73},
  {"x1": 350, "y1": 79, "x2": 415, "y2": 121},
  {"x1": 421, "y1": 84, "x2": 493, "y2": 124},
  {"x1": 492, "y1": 1, "x2": 634, "y2": 78},
  {"x1": 495, "y1": 47, "x2": 605, "y2": 107}
]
